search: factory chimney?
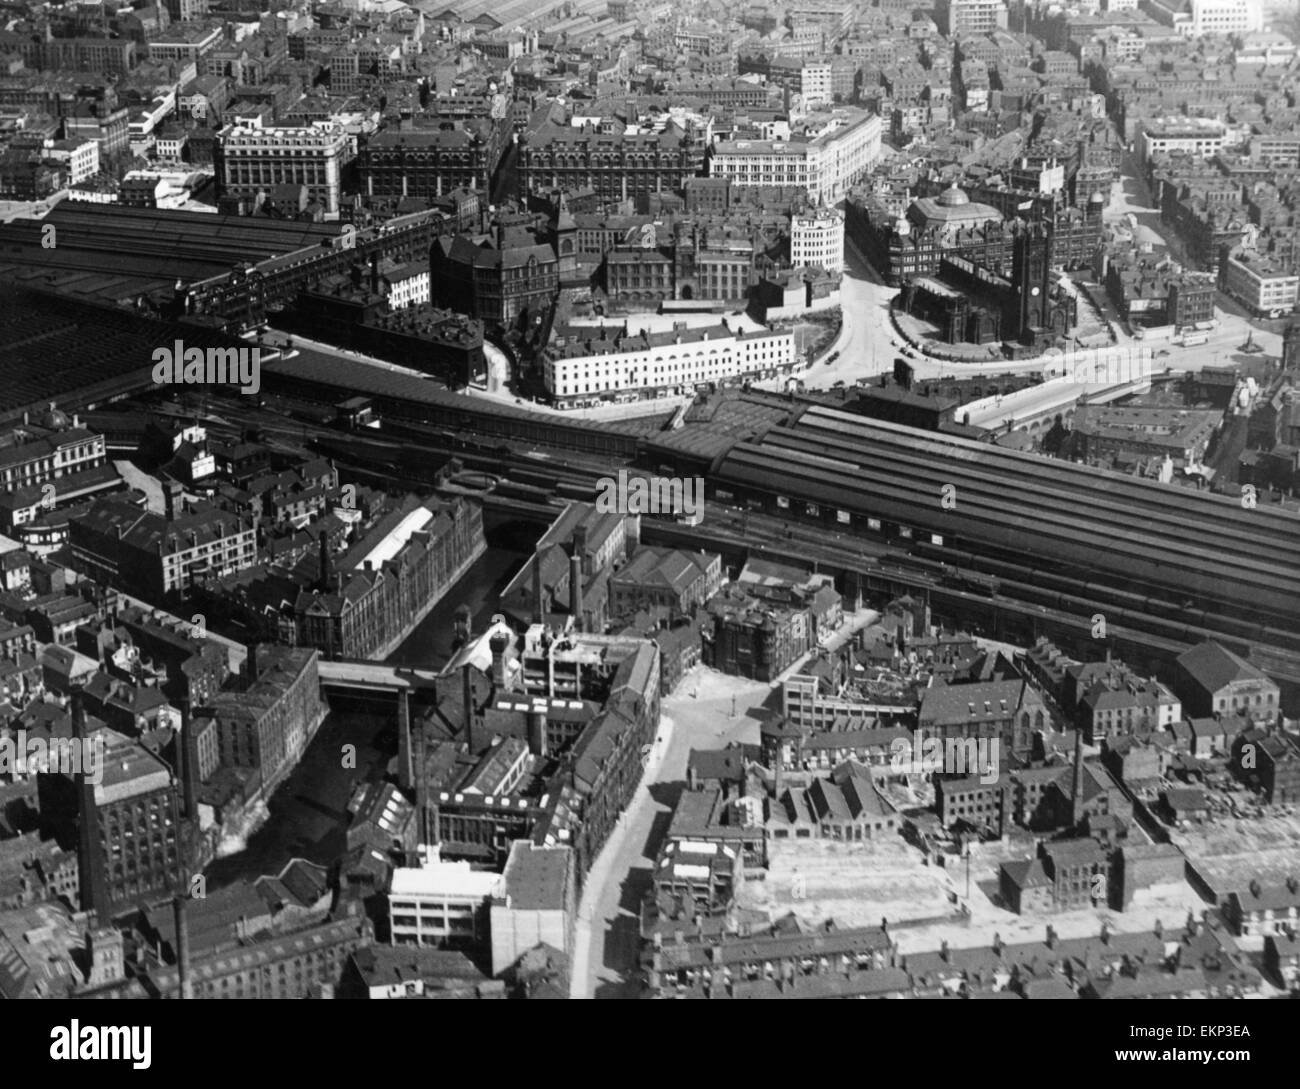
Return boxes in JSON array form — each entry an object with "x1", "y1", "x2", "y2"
[
  {"x1": 178, "y1": 698, "x2": 197, "y2": 820},
  {"x1": 489, "y1": 631, "x2": 510, "y2": 690},
  {"x1": 531, "y1": 550, "x2": 545, "y2": 625},
  {"x1": 317, "y1": 530, "x2": 331, "y2": 590},
  {"x1": 397, "y1": 688, "x2": 414, "y2": 792},
  {"x1": 72, "y1": 689, "x2": 108, "y2": 921},
  {"x1": 461, "y1": 664, "x2": 477, "y2": 753},
  {"x1": 569, "y1": 552, "x2": 584, "y2": 632},
  {"x1": 1071, "y1": 726, "x2": 1085, "y2": 828}
]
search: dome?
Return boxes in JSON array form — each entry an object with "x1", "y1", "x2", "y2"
[
  {"x1": 1089, "y1": 189, "x2": 1106, "y2": 204},
  {"x1": 936, "y1": 183, "x2": 970, "y2": 208},
  {"x1": 40, "y1": 403, "x2": 69, "y2": 430},
  {"x1": 893, "y1": 214, "x2": 911, "y2": 237}
]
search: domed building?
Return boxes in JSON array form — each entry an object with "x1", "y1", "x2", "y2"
[
  {"x1": 905, "y1": 183, "x2": 1003, "y2": 233},
  {"x1": 39, "y1": 402, "x2": 70, "y2": 431}
]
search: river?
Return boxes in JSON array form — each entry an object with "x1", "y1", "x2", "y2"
[{"x1": 204, "y1": 512, "x2": 532, "y2": 888}]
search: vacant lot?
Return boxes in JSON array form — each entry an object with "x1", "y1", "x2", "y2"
[
  {"x1": 742, "y1": 835, "x2": 955, "y2": 930},
  {"x1": 1174, "y1": 808, "x2": 1300, "y2": 898}
]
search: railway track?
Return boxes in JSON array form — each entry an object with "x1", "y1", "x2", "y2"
[{"x1": 182, "y1": 390, "x2": 1300, "y2": 688}]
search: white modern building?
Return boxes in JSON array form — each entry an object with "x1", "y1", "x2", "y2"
[
  {"x1": 145, "y1": 25, "x2": 223, "y2": 65},
  {"x1": 1221, "y1": 251, "x2": 1299, "y2": 317},
  {"x1": 1186, "y1": 0, "x2": 1263, "y2": 36},
  {"x1": 935, "y1": 0, "x2": 1008, "y2": 35},
  {"x1": 791, "y1": 207, "x2": 844, "y2": 273},
  {"x1": 709, "y1": 109, "x2": 881, "y2": 204},
  {"x1": 217, "y1": 121, "x2": 351, "y2": 214},
  {"x1": 800, "y1": 62, "x2": 833, "y2": 107},
  {"x1": 1137, "y1": 118, "x2": 1225, "y2": 163},
  {"x1": 1248, "y1": 132, "x2": 1300, "y2": 167},
  {"x1": 38, "y1": 138, "x2": 99, "y2": 184},
  {"x1": 543, "y1": 320, "x2": 798, "y2": 406},
  {"x1": 388, "y1": 847, "x2": 504, "y2": 948}
]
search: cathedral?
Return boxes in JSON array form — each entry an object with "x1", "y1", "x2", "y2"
[{"x1": 898, "y1": 220, "x2": 1078, "y2": 350}]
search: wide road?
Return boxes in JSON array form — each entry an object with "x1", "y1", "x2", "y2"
[{"x1": 569, "y1": 667, "x2": 771, "y2": 999}]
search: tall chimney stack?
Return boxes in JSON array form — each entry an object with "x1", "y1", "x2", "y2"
[
  {"x1": 489, "y1": 631, "x2": 509, "y2": 690},
  {"x1": 397, "y1": 688, "x2": 413, "y2": 792},
  {"x1": 317, "y1": 530, "x2": 331, "y2": 590},
  {"x1": 569, "y1": 552, "x2": 584, "y2": 632},
  {"x1": 1071, "y1": 726, "x2": 1085, "y2": 827},
  {"x1": 178, "y1": 699, "x2": 197, "y2": 820},
  {"x1": 173, "y1": 893, "x2": 191, "y2": 999},
  {"x1": 531, "y1": 550, "x2": 545, "y2": 625},
  {"x1": 72, "y1": 690, "x2": 108, "y2": 921},
  {"x1": 413, "y1": 714, "x2": 431, "y2": 843},
  {"x1": 573, "y1": 523, "x2": 591, "y2": 577},
  {"x1": 461, "y1": 664, "x2": 476, "y2": 753}
]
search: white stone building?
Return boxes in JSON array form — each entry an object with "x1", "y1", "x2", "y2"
[{"x1": 791, "y1": 206, "x2": 845, "y2": 273}]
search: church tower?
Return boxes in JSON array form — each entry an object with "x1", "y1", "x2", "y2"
[
  {"x1": 1012, "y1": 222, "x2": 1052, "y2": 343},
  {"x1": 1283, "y1": 315, "x2": 1300, "y2": 371}
]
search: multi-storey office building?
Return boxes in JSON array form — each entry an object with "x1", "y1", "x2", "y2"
[
  {"x1": 357, "y1": 124, "x2": 500, "y2": 200},
  {"x1": 1137, "y1": 118, "x2": 1225, "y2": 164},
  {"x1": 1220, "y1": 251, "x2": 1299, "y2": 317},
  {"x1": 708, "y1": 111, "x2": 881, "y2": 205},
  {"x1": 145, "y1": 25, "x2": 224, "y2": 67},
  {"x1": 790, "y1": 207, "x2": 844, "y2": 272},
  {"x1": 518, "y1": 123, "x2": 703, "y2": 204},
  {"x1": 1183, "y1": 0, "x2": 1263, "y2": 36},
  {"x1": 935, "y1": 0, "x2": 1008, "y2": 36},
  {"x1": 42, "y1": 38, "x2": 136, "y2": 75},
  {"x1": 70, "y1": 500, "x2": 257, "y2": 599},
  {"x1": 216, "y1": 123, "x2": 351, "y2": 215},
  {"x1": 37, "y1": 718, "x2": 182, "y2": 919},
  {"x1": 388, "y1": 849, "x2": 503, "y2": 949}
]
